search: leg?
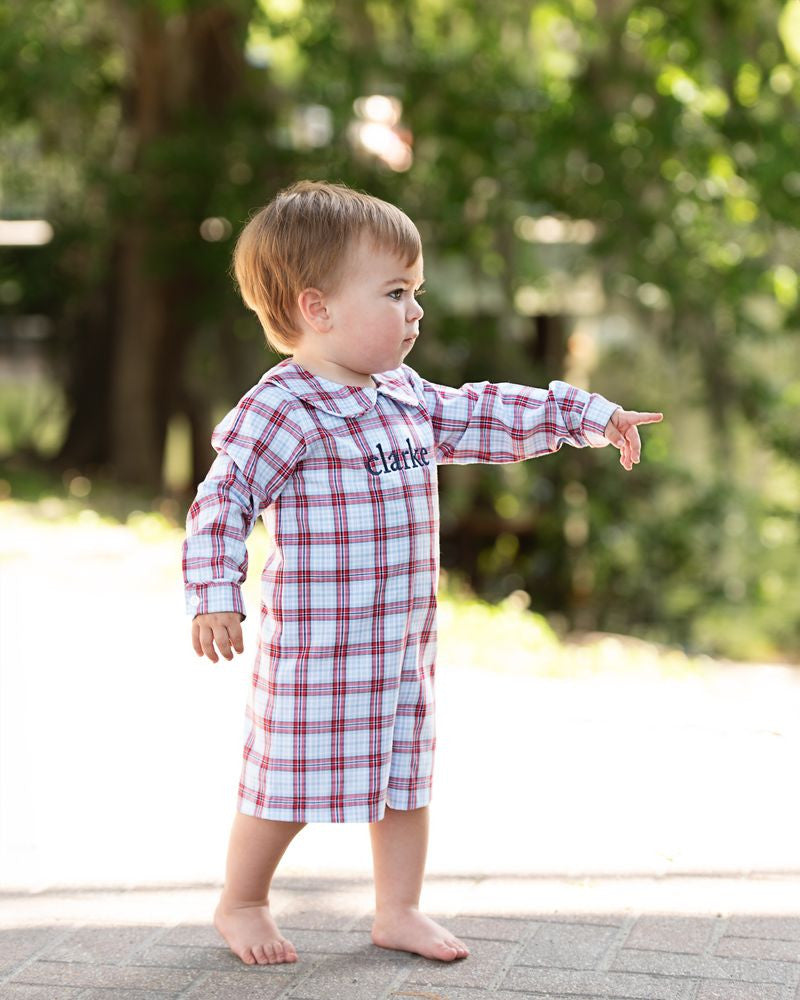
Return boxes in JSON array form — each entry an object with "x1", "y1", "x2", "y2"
[
  {"x1": 213, "y1": 811, "x2": 306, "y2": 966},
  {"x1": 369, "y1": 804, "x2": 469, "y2": 961}
]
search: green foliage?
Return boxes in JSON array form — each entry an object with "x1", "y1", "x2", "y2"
[
  {"x1": 2, "y1": 0, "x2": 800, "y2": 658},
  {"x1": 0, "y1": 374, "x2": 67, "y2": 458}
]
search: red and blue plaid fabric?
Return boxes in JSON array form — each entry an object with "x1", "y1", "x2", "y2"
[{"x1": 183, "y1": 359, "x2": 618, "y2": 823}]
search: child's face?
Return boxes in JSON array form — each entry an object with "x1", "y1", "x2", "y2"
[{"x1": 318, "y1": 235, "x2": 425, "y2": 378}]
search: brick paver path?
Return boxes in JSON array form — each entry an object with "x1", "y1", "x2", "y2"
[{"x1": 3, "y1": 874, "x2": 800, "y2": 999}]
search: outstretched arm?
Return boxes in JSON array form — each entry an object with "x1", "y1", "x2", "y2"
[{"x1": 405, "y1": 368, "x2": 621, "y2": 465}]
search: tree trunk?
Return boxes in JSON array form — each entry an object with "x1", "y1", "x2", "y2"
[
  {"x1": 59, "y1": 0, "x2": 254, "y2": 487},
  {"x1": 55, "y1": 248, "x2": 119, "y2": 470}
]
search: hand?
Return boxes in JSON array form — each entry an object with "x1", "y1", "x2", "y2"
[
  {"x1": 192, "y1": 612, "x2": 244, "y2": 663},
  {"x1": 603, "y1": 408, "x2": 663, "y2": 471}
]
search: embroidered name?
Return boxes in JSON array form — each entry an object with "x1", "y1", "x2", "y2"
[{"x1": 365, "y1": 438, "x2": 430, "y2": 476}]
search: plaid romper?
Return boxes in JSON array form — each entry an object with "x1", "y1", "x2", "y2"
[{"x1": 183, "y1": 358, "x2": 618, "y2": 823}]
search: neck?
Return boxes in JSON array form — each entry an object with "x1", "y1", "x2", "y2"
[{"x1": 290, "y1": 353, "x2": 374, "y2": 388}]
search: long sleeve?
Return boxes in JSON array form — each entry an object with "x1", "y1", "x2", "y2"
[
  {"x1": 182, "y1": 388, "x2": 308, "y2": 619},
  {"x1": 405, "y1": 368, "x2": 619, "y2": 465}
]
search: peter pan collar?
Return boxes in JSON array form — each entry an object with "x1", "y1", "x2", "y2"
[{"x1": 261, "y1": 359, "x2": 421, "y2": 417}]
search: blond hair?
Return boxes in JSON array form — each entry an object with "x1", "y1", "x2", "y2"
[{"x1": 232, "y1": 180, "x2": 422, "y2": 354}]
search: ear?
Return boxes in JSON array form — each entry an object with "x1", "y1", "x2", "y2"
[{"x1": 296, "y1": 287, "x2": 332, "y2": 333}]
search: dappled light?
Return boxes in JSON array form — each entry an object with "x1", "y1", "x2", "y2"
[{"x1": 349, "y1": 95, "x2": 414, "y2": 171}]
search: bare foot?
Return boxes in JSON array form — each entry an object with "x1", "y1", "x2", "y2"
[
  {"x1": 213, "y1": 901, "x2": 298, "y2": 966},
  {"x1": 371, "y1": 907, "x2": 470, "y2": 962}
]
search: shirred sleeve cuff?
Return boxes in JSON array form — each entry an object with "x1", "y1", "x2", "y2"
[
  {"x1": 185, "y1": 582, "x2": 247, "y2": 620},
  {"x1": 581, "y1": 394, "x2": 621, "y2": 448}
]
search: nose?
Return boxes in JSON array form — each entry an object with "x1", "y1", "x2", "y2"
[{"x1": 408, "y1": 298, "x2": 424, "y2": 322}]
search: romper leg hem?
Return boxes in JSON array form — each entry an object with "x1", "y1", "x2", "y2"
[{"x1": 236, "y1": 790, "x2": 432, "y2": 824}]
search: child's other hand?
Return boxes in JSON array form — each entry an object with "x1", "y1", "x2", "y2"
[
  {"x1": 191, "y1": 612, "x2": 244, "y2": 663},
  {"x1": 603, "y1": 408, "x2": 664, "y2": 471}
]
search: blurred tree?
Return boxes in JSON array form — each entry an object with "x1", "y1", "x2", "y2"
[
  {"x1": 1, "y1": 0, "x2": 799, "y2": 656},
  {"x1": 106, "y1": 1, "x2": 256, "y2": 484},
  {"x1": 2, "y1": 0, "x2": 274, "y2": 484}
]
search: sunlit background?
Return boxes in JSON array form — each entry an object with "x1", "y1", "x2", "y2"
[{"x1": 2, "y1": 0, "x2": 800, "y2": 898}]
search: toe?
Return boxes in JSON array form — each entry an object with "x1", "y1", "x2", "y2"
[
  {"x1": 272, "y1": 942, "x2": 286, "y2": 963},
  {"x1": 280, "y1": 938, "x2": 297, "y2": 962},
  {"x1": 252, "y1": 944, "x2": 270, "y2": 965},
  {"x1": 239, "y1": 947, "x2": 257, "y2": 965},
  {"x1": 437, "y1": 941, "x2": 459, "y2": 961}
]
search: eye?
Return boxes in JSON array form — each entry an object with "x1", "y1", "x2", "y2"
[{"x1": 388, "y1": 286, "x2": 426, "y2": 301}]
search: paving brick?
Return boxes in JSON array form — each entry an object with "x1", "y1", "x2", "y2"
[
  {"x1": 402, "y1": 961, "x2": 506, "y2": 993},
  {"x1": 0, "y1": 928, "x2": 71, "y2": 973},
  {"x1": 157, "y1": 924, "x2": 224, "y2": 948},
  {"x1": 715, "y1": 935, "x2": 800, "y2": 962},
  {"x1": 695, "y1": 981, "x2": 788, "y2": 1000},
  {"x1": 612, "y1": 948, "x2": 797, "y2": 985},
  {"x1": 0, "y1": 986, "x2": 84, "y2": 999},
  {"x1": 500, "y1": 965, "x2": 694, "y2": 999},
  {"x1": 623, "y1": 915, "x2": 719, "y2": 954},
  {"x1": 47, "y1": 925, "x2": 168, "y2": 964},
  {"x1": 401, "y1": 939, "x2": 518, "y2": 991},
  {"x1": 288, "y1": 953, "x2": 412, "y2": 999},
  {"x1": 726, "y1": 917, "x2": 800, "y2": 941},
  {"x1": 529, "y1": 911, "x2": 628, "y2": 927},
  {"x1": 77, "y1": 991, "x2": 176, "y2": 999},
  {"x1": 182, "y1": 969, "x2": 295, "y2": 999},
  {"x1": 277, "y1": 891, "x2": 369, "y2": 932},
  {"x1": 358, "y1": 945, "x2": 422, "y2": 963},
  {"x1": 389, "y1": 991, "x2": 548, "y2": 1000},
  {"x1": 279, "y1": 906, "x2": 362, "y2": 932},
  {"x1": 9, "y1": 960, "x2": 202, "y2": 991},
  {"x1": 132, "y1": 944, "x2": 244, "y2": 970},
  {"x1": 286, "y1": 929, "x2": 374, "y2": 955},
  {"x1": 516, "y1": 921, "x2": 618, "y2": 970},
  {"x1": 440, "y1": 915, "x2": 538, "y2": 942}
]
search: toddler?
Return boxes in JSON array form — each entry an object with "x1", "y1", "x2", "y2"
[{"x1": 182, "y1": 180, "x2": 662, "y2": 967}]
